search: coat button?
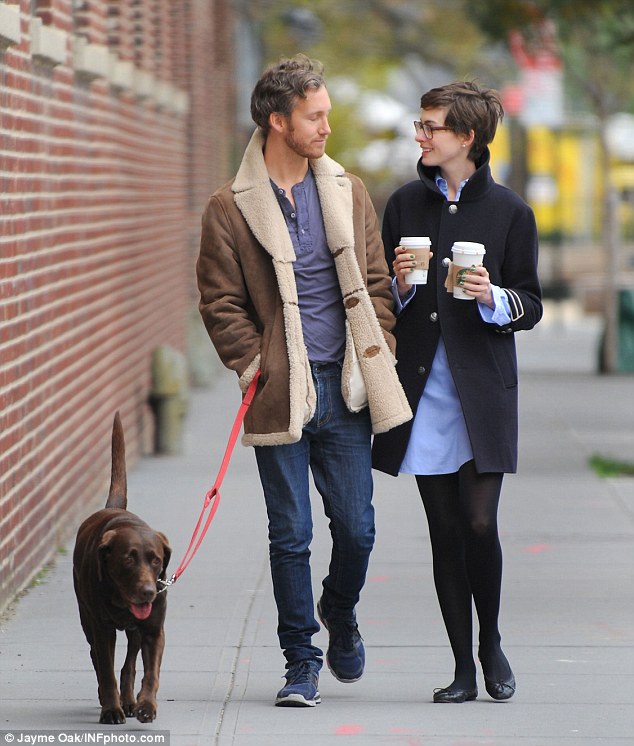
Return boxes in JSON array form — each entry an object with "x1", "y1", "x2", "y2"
[
  {"x1": 417, "y1": 365, "x2": 426, "y2": 375},
  {"x1": 449, "y1": 204, "x2": 458, "y2": 214},
  {"x1": 442, "y1": 257, "x2": 451, "y2": 267},
  {"x1": 430, "y1": 312, "x2": 438, "y2": 322}
]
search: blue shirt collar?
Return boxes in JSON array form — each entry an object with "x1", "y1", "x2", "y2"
[{"x1": 435, "y1": 172, "x2": 469, "y2": 201}]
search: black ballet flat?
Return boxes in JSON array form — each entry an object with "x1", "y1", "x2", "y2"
[
  {"x1": 433, "y1": 686, "x2": 478, "y2": 703},
  {"x1": 484, "y1": 673, "x2": 516, "y2": 701}
]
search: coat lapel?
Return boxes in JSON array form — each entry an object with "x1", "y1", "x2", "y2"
[
  {"x1": 232, "y1": 130, "x2": 296, "y2": 263},
  {"x1": 311, "y1": 154, "x2": 355, "y2": 251},
  {"x1": 232, "y1": 129, "x2": 314, "y2": 439}
]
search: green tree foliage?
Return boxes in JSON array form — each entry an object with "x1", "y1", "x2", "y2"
[
  {"x1": 308, "y1": 0, "x2": 493, "y2": 83},
  {"x1": 467, "y1": 0, "x2": 634, "y2": 115},
  {"x1": 248, "y1": 0, "x2": 511, "y2": 89}
]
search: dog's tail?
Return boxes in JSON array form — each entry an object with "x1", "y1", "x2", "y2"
[{"x1": 106, "y1": 411, "x2": 127, "y2": 509}]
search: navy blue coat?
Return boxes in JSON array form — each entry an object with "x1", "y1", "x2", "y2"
[{"x1": 372, "y1": 149, "x2": 542, "y2": 476}]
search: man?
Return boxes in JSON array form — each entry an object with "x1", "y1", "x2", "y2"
[{"x1": 197, "y1": 54, "x2": 411, "y2": 707}]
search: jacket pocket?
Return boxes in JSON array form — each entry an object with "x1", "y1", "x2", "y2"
[
  {"x1": 342, "y1": 319, "x2": 369, "y2": 412},
  {"x1": 491, "y1": 335, "x2": 518, "y2": 388}
]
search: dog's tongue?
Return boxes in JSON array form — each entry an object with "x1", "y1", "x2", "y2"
[{"x1": 130, "y1": 603, "x2": 152, "y2": 620}]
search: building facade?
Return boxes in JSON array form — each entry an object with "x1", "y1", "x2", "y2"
[{"x1": 0, "y1": 0, "x2": 235, "y2": 612}]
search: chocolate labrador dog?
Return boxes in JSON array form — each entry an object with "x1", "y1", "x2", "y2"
[{"x1": 73, "y1": 412, "x2": 171, "y2": 724}]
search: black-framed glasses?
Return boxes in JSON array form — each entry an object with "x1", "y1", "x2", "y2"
[{"x1": 413, "y1": 121, "x2": 453, "y2": 138}]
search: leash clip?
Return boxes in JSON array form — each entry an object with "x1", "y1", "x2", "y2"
[{"x1": 157, "y1": 574, "x2": 176, "y2": 594}]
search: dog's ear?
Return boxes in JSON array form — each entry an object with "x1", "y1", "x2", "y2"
[
  {"x1": 97, "y1": 529, "x2": 117, "y2": 581},
  {"x1": 157, "y1": 532, "x2": 171, "y2": 578}
]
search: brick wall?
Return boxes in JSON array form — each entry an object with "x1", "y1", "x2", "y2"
[{"x1": 0, "y1": 0, "x2": 236, "y2": 613}]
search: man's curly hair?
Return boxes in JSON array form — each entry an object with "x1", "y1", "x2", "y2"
[{"x1": 251, "y1": 54, "x2": 326, "y2": 136}]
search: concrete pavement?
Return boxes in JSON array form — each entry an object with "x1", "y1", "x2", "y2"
[{"x1": 2, "y1": 302, "x2": 634, "y2": 745}]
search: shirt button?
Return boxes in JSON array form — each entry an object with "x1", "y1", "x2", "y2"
[
  {"x1": 417, "y1": 365, "x2": 426, "y2": 376},
  {"x1": 449, "y1": 204, "x2": 458, "y2": 214},
  {"x1": 429, "y1": 312, "x2": 438, "y2": 322}
]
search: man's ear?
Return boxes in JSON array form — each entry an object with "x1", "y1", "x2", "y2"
[{"x1": 268, "y1": 111, "x2": 287, "y2": 135}]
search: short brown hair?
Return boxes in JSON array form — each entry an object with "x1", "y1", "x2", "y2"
[
  {"x1": 251, "y1": 54, "x2": 326, "y2": 136},
  {"x1": 420, "y1": 81, "x2": 504, "y2": 162}
]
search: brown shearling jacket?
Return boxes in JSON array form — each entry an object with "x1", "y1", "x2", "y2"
[{"x1": 196, "y1": 129, "x2": 411, "y2": 446}]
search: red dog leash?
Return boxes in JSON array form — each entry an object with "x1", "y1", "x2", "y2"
[{"x1": 158, "y1": 369, "x2": 261, "y2": 592}]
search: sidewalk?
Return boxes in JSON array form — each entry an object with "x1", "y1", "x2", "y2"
[{"x1": 2, "y1": 304, "x2": 634, "y2": 745}]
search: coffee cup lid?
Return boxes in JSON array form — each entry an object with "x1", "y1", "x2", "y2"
[
  {"x1": 452, "y1": 241, "x2": 485, "y2": 255},
  {"x1": 400, "y1": 236, "x2": 431, "y2": 247}
]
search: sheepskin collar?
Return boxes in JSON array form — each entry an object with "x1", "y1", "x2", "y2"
[{"x1": 232, "y1": 129, "x2": 354, "y2": 263}]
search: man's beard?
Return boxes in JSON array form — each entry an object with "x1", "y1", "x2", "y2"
[{"x1": 283, "y1": 126, "x2": 324, "y2": 159}]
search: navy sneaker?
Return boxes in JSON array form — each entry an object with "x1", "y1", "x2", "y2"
[
  {"x1": 275, "y1": 659, "x2": 321, "y2": 707},
  {"x1": 317, "y1": 598, "x2": 365, "y2": 683}
]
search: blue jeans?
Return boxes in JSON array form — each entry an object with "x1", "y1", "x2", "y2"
[{"x1": 255, "y1": 362, "x2": 375, "y2": 665}]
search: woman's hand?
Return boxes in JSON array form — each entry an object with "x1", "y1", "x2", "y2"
[
  {"x1": 458, "y1": 264, "x2": 494, "y2": 307},
  {"x1": 393, "y1": 246, "x2": 434, "y2": 300}
]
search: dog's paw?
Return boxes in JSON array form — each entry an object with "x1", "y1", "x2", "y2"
[
  {"x1": 134, "y1": 699, "x2": 157, "y2": 723},
  {"x1": 122, "y1": 700, "x2": 136, "y2": 718},
  {"x1": 99, "y1": 706, "x2": 126, "y2": 725}
]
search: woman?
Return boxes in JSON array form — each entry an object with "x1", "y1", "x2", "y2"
[{"x1": 372, "y1": 82, "x2": 542, "y2": 703}]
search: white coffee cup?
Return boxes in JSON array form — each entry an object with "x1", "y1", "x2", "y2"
[
  {"x1": 451, "y1": 241, "x2": 486, "y2": 300},
  {"x1": 400, "y1": 236, "x2": 432, "y2": 284}
]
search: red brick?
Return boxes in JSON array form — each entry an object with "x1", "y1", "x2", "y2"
[{"x1": 0, "y1": 0, "x2": 236, "y2": 612}]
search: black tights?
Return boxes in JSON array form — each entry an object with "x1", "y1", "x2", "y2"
[{"x1": 416, "y1": 460, "x2": 512, "y2": 690}]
